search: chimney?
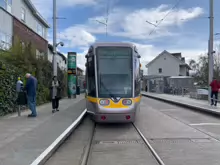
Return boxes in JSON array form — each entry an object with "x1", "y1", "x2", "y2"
[
  {"x1": 171, "y1": 53, "x2": 182, "y2": 59},
  {"x1": 181, "y1": 57, "x2": 185, "y2": 62}
]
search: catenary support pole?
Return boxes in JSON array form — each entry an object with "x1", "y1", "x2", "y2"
[
  {"x1": 53, "y1": 0, "x2": 57, "y2": 77},
  {"x1": 208, "y1": 0, "x2": 214, "y2": 103}
]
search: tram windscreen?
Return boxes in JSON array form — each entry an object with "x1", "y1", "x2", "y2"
[{"x1": 96, "y1": 47, "x2": 133, "y2": 98}]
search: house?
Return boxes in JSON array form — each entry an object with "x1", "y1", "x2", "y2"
[
  {"x1": 146, "y1": 50, "x2": 191, "y2": 76},
  {"x1": 48, "y1": 44, "x2": 67, "y2": 71},
  {"x1": 77, "y1": 67, "x2": 83, "y2": 76},
  {"x1": 0, "y1": 0, "x2": 49, "y2": 55},
  {"x1": 48, "y1": 44, "x2": 84, "y2": 75}
]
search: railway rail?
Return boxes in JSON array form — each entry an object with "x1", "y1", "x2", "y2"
[
  {"x1": 80, "y1": 123, "x2": 165, "y2": 165},
  {"x1": 42, "y1": 116, "x2": 165, "y2": 165}
]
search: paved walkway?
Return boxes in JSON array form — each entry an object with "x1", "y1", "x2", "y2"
[
  {"x1": 141, "y1": 92, "x2": 220, "y2": 115},
  {"x1": 0, "y1": 95, "x2": 85, "y2": 165}
]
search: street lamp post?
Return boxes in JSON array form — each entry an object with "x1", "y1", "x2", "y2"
[
  {"x1": 208, "y1": 0, "x2": 214, "y2": 104},
  {"x1": 53, "y1": 1, "x2": 64, "y2": 77},
  {"x1": 53, "y1": 0, "x2": 57, "y2": 77}
]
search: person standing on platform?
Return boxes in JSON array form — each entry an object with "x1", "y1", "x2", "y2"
[
  {"x1": 50, "y1": 76, "x2": 61, "y2": 113},
  {"x1": 24, "y1": 73, "x2": 38, "y2": 117},
  {"x1": 209, "y1": 77, "x2": 220, "y2": 106}
]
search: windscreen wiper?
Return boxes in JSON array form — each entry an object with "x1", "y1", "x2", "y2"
[{"x1": 100, "y1": 81, "x2": 115, "y2": 98}]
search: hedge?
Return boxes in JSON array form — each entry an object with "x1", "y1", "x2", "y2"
[{"x1": 0, "y1": 38, "x2": 67, "y2": 116}]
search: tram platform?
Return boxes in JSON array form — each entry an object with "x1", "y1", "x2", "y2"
[
  {"x1": 141, "y1": 91, "x2": 220, "y2": 116},
  {"x1": 0, "y1": 95, "x2": 85, "y2": 165}
]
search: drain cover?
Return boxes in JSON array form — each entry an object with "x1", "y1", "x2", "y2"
[
  {"x1": 150, "y1": 138, "x2": 192, "y2": 143},
  {"x1": 191, "y1": 139, "x2": 212, "y2": 143},
  {"x1": 150, "y1": 138, "x2": 212, "y2": 143},
  {"x1": 95, "y1": 140, "x2": 143, "y2": 144}
]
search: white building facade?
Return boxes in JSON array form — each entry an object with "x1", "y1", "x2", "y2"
[
  {"x1": 48, "y1": 44, "x2": 67, "y2": 71},
  {"x1": 146, "y1": 50, "x2": 191, "y2": 76}
]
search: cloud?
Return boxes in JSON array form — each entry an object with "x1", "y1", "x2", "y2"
[
  {"x1": 31, "y1": 0, "x2": 102, "y2": 19},
  {"x1": 53, "y1": 4, "x2": 204, "y2": 49},
  {"x1": 68, "y1": 5, "x2": 204, "y2": 40},
  {"x1": 126, "y1": 42, "x2": 206, "y2": 75},
  {"x1": 58, "y1": 26, "x2": 96, "y2": 47}
]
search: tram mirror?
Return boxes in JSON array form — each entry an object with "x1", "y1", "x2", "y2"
[
  {"x1": 137, "y1": 54, "x2": 141, "y2": 58},
  {"x1": 85, "y1": 54, "x2": 89, "y2": 58}
]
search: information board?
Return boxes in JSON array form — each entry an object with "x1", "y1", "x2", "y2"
[{"x1": 67, "y1": 52, "x2": 77, "y2": 98}]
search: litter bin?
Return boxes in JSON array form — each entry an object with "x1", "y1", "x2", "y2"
[{"x1": 76, "y1": 85, "x2": 80, "y2": 95}]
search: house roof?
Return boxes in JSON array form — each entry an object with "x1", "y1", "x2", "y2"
[
  {"x1": 48, "y1": 44, "x2": 66, "y2": 62},
  {"x1": 145, "y1": 50, "x2": 191, "y2": 70},
  {"x1": 23, "y1": 0, "x2": 50, "y2": 28}
]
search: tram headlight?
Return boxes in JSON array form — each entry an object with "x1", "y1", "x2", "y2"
[
  {"x1": 99, "y1": 99, "x2": 110, "y2": 106},
  {"x1": 122, "y1": 99, "x2": 132, "y2": 105}
]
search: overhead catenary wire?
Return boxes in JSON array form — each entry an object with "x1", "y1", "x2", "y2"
[
  {"x1": 148, "y1": 0, "x2": 182, "y2": 36},
  {"x1": 105, "y1": 0, "x2": 110, "y2": 36}
]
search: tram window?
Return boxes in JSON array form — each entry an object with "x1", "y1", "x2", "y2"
[
  {"x1": 96, "y1": 47, "x2": 133, "y2": 98},
  {"x1": 135, "y1": 58, "x2": 141, "y2": 97},
  {"x1": 87, "y1": 56, "x2": 96, "y2": 97}
]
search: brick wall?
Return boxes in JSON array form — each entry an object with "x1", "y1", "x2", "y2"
[{"x1": 13, "y1": 17, "x2": 48, "y2": 53}]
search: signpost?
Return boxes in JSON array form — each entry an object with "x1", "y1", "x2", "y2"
[{"x1": 67, "y1": 52, "x2": 77, "y2": 98}]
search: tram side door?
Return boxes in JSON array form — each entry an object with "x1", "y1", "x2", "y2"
[{"x1": 86, "y1": 53, "x2": 97, "y2": 113}]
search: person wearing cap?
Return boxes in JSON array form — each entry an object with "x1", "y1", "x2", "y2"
[
  {"x1": 16, "y1": 77, "x2": 24, "y2": 92},
  {"x1": 24, "y1": 73, "x2": 38, "y2": 117}
]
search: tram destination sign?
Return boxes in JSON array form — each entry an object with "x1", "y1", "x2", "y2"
[{"x1": 97, "y1": 47, "x2": 132, "y2": 57}]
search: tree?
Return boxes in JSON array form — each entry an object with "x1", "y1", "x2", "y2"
[{"x1": 189, "y1": 43, "x2": 220, "y2": 86}]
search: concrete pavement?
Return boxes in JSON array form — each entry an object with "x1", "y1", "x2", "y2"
[
  {"x1": 46, "y1": 96, "x2": 220, "y2": 165},
  {"x1": 142, "y1": 92, "x2": 220, "y2": 116},
  {"x1": 135, "y1": 97, "x2": 220, "y2": 165},
  {"x1": 0, "y1": 95, "x2": 85, "y2": 165},
  {"x1": 4, "y1": 93, "x2": 220, "y2": 165}
]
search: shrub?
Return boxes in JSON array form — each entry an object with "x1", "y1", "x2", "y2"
[{"x1": 0, "y1": 37, "x2": 67, "y2": 116}]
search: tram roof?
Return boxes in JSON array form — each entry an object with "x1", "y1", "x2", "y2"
[{"x1": 91, "y1": 42, "x2": 135, "y2": 48}]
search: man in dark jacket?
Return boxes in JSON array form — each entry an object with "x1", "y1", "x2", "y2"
[
  {"x1": 210, "y1": 77, "x2": 220, "y2": 106},
  {"x1": 24, "y1": 73, "x2": 38, "y2": 117}
]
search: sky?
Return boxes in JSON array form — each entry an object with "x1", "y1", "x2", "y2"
[{"x1": 31, "y1": 0, "x2": 220, "y2": 74}]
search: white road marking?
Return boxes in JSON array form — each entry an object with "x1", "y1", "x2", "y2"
[{"x1": 190, "y1": 123, "x2": 220, "y2": 126}]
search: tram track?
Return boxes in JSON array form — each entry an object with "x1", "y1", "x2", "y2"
[
  {"x1": 132, "y1": 123, "x2": 165, "y2": 165},
  {"x1": 43, "y1": 116, "x2": 165, "y2": 165},
  {"x1": 80, "y1": 122, "x2": 165, "y2": 165}
]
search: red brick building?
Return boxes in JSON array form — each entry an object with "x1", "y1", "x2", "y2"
[{"x1": 13, "y1": 17, "x2": 48, "y2": 54}]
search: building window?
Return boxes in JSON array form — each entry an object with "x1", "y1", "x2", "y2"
[
  {"x1": 21, "y1": 41, "x2": 25, "y2": 52},
  {"x1": 0, "y1": 0, "x2": 5, "y2": 8},
  {"x1": 21, "y1": 8, "x2": 25, "y2": 22},
  {"x1": 158, "y1": 68, "x2": 162, "y2": 73},
  {"x1": 36, "y1": 49, "x2": 44, "y2": 59},
  {"x1": 37, "y1": 22, "x2": 43, "y2": 37},
  {"x1": 1, "y1": 0, "x2": 11, "y2": 13},
  {"x1": 0, "y1": 31, "x2": 12, "y2": 50}
]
